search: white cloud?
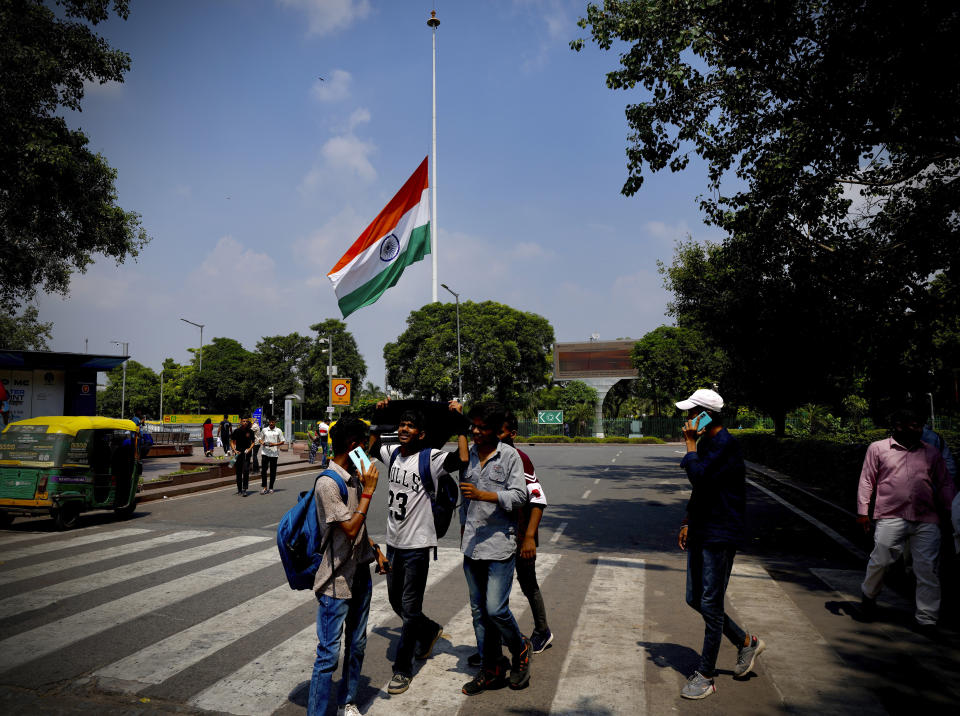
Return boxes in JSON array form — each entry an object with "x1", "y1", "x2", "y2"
[
  {"x1": 294, "y1": 206, "x2": 367, "y2": 268},
  {"x1": 82, "y1": 79, "x2": 124, "y2": 98},
  {"x1": 310, "y1": 69, "x2": 352, "y2": 103},
  {"x1": 346, "y1": 107, "x2": 371, "y2": 131},
  {"x1": 300, "y1": 131, "x2": 378, "y2": 194},
  {"x1": 510, "y1": 241, "x2": 553, "y2": 260},
  {"x1": 278, "y1": 0, "x2": 371, "y2": 36}
]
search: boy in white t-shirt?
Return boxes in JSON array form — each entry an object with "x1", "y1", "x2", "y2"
[{"x1": 368, "y1": 400, "x2": 469, "y2": 695}]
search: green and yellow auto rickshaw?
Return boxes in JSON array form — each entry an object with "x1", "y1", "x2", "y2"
[{"x1": 0, "y1": 416, "x2": 142, "y2": 530}]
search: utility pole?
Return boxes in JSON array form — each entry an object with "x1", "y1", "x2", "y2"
[
  {"x1": 110, "y1": 340, "x2": 129, "y2": 418},
  {"x1": 441, "y1": 283, "x2": 462, "y2": 403},
  {"x1": 428, "y1": 9, "x2": 440, "y2": 302}
]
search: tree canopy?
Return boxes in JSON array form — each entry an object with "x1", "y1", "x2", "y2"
[
  {"x1": 0, "y1": 0, "x2": 148, "y2": 311},
  {"x1": 303, "y1": 320, "x2": 367, "y2": 415},
  {"x1": 0, "y1": 306, "x2": 53, "y2": 350},
  {"x1": 250, "y1": 333, "x2": 312, "y2": 411},
  {"x1": 97, "y1": 359, "x2": 158, "y2": 418},
  {"x1": 383, "y1": 301, "x2": 555, "y2": 409}
]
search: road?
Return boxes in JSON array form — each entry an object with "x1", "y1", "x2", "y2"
[{"x1": 0, "y1": 444, "x2": 957, "y2": 715}]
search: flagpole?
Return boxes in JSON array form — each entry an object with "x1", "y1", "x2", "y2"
[{"x1": 428, "y1": 10, "x2": 440, "y2": 303}]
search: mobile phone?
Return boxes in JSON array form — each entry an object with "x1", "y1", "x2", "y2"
[
  {"x1": 693, "y1": 411, "x2": 712, "y2": 430},
  {"x1": 348, "y1": 446, "x2": 371, "y2": 473}
]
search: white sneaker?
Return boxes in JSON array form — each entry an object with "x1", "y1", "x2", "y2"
[{"x1": 337, "y1": 704, "x2": 361, "y2": 716}]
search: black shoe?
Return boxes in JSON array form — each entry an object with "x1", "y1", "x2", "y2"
[
  {"x1": 467, "y1": 652, "x2": 482, "y2": 668},
  {"x1": 461, "y1": 657, "x2": 509, "y2": 695},
  {"x1": 416, "y1": 624, "x2": 444, "y2": 660},
  {"x1": 859, "y1": 592, "x2": 877, "y2": 621},
  {"x1": 509, "y1": 637, "x2": 532, "y2": 690}
]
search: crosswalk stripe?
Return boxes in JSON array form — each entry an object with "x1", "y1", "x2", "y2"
[
  {"x1": 0, "y1": 546, "x2": 279, "y2": 674},
  {"x1": 93, "y1": 582, "x2": 314, "y2": 689},
  {"x1": 726, "y1": 559, "x2": 887, "y2": 716},
  {"x1": 0, "y1": 531, "x2": 56, "y2": 545},
  {"x1": 809, "y1": 567, "x2": 913, "y2": 613},
  {"x1": 0, "y1": 528, "x2": 152, "y2": 561},
  {"x1": 188, "y1": 547, "x2": 465, "y2": 716},
  {"x1": 365, "y1": 552, "x2": 561, "y2": 715},
  {"x1": 0, "y1": 535, "x2": 268, "y2": 619},
  {"x1": 549, "y1": 556, "x2": 646, "y2": 716},
  {"x1": 0, "y1": 530, "x2": 213, "y2": 585}
]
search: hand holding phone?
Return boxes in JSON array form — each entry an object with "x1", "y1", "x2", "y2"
[
  {"x1": 693, "y1": 411, "x2": 712, "y2": 430},
  {"x1": 348, "y1": 446, "x2": 371, "y2": 473}
]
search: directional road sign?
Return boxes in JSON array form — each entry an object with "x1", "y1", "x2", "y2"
[{"x1": 538, "y1": 410, "x2": 563, "y2": 425}]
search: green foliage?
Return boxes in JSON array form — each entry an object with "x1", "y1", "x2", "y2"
[
  {"x1": 302, "y1": 320, "x2": 367, "y2": 416},
  {"x1": 250, "y1": 333, "x2": 312, "y2": 409},
  {"x1": 631, "y1": 325, "x2": 726, "y2": 416},
  {"x1": 576, "y1": 1, "x2": 960, "y2": 424},
  {"x1": 558, "y1": 381, "x2": 597, "y2": 411},
  {"x1": 520, "y1": 435, "x2": 664, "y2": 444},
  {"x1": 188, "y1": 337, "x2": 255, "y2": 413},
  {"x1": 0, "y1": 0, "x2": 149, "y2": 311},
  {"x1": 384, "y1": 301, "x2": 554, "y2": 410},
  {"x1": 0, "y1": 306, "x2": 53, "y2": 350},
  {"x1": 97, "y1": 360, "x2": 159, "y2": 417},
  {"x1": 293, "y1": 432, "x2": 308, "y2": 441}
]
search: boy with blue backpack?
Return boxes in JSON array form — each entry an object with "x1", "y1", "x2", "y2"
[
  {"x1": 368, "y1": 399, "x2": 469, "y2": 696},
  {"x1": 307, "y1": 414, "x2": 389, "y2": 716}
]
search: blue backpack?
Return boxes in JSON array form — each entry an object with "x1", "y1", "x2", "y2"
[
  {"x1": 389, "y1": 447, "x2": 460, "y2": 538},
  {"x1": 277, "y1": 469, "x2": 348, "y2": 590}
]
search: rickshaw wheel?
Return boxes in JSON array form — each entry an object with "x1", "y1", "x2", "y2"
[
  {"x1": 0, "y1": 511, "x2": 14, "y2": 528},
  {"x1": 53, "y1": 504, "x2": 79, "y2": 530},
  {"x1": 114, "y1": 499, "x2": 137, "y2": 519}
]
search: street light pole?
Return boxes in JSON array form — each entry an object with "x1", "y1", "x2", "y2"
[
  {"x1": 180, "y1": 318, "x2": 204, "y2": 374},
  {"x1": 318, "y1": 336, "x2": 335, "y2": 417},
  {"x1": 110, "y1": 340, "x2": 129, "y2": 418},
  {"x1": 440, "y1": 283, "x2": 462, "y2": 403},
  {"x1": 159, "y1": 369, "x2": 164, "y2": 422}
]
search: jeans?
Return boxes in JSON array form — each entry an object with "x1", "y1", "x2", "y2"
[
  {"x1": 463, "y1": 555, "x2": 524, "y2": 668},
  {"x1": 686, "y1": 542, "x2": 746, "y2": 676},
  {"x1": 234, "y1": 451, "x2": 251, "y2": 493},
  {"x1": 516, "y1": 555, "x2": 549, "y2": 634},
  {"x1": 309, "y1": 441, "x2": 319, "y2": 464},
  {"x1": 308, "y1": 566, "x2": 372, "y2": 715},
  {"x1": 862, "y1": 518, "x2": 941, "y2": 624},
  {"x1": 387, "y1": 546, "x2": 441, "y2": 677},
  {"x1": 261, "y1": 455, "x2": 278, "y2": 490}
]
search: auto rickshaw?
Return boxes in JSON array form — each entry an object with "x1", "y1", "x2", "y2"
[{"x1": 0, "y1": 416, "x2": 142, "y2": 530}]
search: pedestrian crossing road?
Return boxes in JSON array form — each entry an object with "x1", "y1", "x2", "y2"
[{"x1": 0, "y1": 522, "x2": 923, "y2": 715}]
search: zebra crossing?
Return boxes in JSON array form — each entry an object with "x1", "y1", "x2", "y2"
[{"x1": 0, "y1": 526, "x2": 897, "y2": 714}]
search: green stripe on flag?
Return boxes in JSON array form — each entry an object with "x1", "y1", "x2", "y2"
[{"x1": 337, "y1": 223, "x2": 431, "y2": 318}]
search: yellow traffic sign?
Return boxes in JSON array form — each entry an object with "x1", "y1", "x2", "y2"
[{"x1": 331, "y1": 378, "x2": 351, "y2": 405}]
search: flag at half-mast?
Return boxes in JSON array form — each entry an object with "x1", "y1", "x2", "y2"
[{"x1": 327, "y1": 157, "x2": 431, "y2": 318}]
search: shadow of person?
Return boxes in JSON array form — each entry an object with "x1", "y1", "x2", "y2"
[{"x1": 636, "y1": 640, "x2": 700, "y2": 676}]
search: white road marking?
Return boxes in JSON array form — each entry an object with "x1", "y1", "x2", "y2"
[
  {"x1": 188, "y1": 547, "x2": 465, "y2": 716},
  {"x1": 550, "y1": 556, "x2": 646, "y2": 715},
  {"x1": 0, "y1": 530, "x2": 212, "y2": 585},
  {"x1": 594, "y1": 478, "x2": 600, "y2": 485},
  {"x1": 746, "y1": 478, "x2": 867, "y2": 560},
  {"x1": 0, "y1": 546, "x2": 278, "y2": 673},
  {"x1": 604, "y1": 467, "x2": 610, "y2": 472},
  {"x1": 727, "y1": 559, "x2": 887, "y2": 715},
  {"x1": 550, "y1": 522, "x2": 567, "y2": 544},
  {"x1": 581, "y1": 489, "x2": 592, "y2": 499},
  {"x1": 0, "y1": 531, "x2": 53, "y2": 545},
  {"x1": 365, "y1": 552, "x2": 561, "y2": 715},
  {"x1": 0, "y1": 535, "x2": 268, "y2": 619},
  {"x1": 0, "y1": 528, "x2": 151, "y2": 562}
]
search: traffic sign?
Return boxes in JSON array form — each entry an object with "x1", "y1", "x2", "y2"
[
  {"x1": 331, "y1": 378, "x2": 351, "y2": 405},
  {"x1": 538, "y1": 410, "x2": 563, "y2": 425}
]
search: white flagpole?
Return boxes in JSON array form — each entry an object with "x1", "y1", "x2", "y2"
[{"x1": 428, "y1": 10, "x2": 440, "y2": 302}]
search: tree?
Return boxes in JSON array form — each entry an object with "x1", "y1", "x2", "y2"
[
  {"x1": 1, "y1": 0, "x2": 149, "y2": 311},
  {"x1": 384, "y1": 301, "x2": 555, "y2": 410},
  {"x1": 303, "y1": 320, "x2": 367, "y2": 416},
  {"x1": 0, "y1": 306, "x2": 53, "y2": 350},
  {"x1": 631, "y1": 325, "x2": 726, "y2": 417},
  {"x1": 251, "y1": 333, "x2": 312, "y2": 411},
  {"x1": 187, "y1": 337, "x2": 255, "y2": 413},
  {"x1": 97, "y1": 360, "x2": 158, "y2": 417}
]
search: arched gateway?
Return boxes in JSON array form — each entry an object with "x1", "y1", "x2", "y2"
[{"x1": 553, "y1": 340, "x2": 638, "y2": 437}]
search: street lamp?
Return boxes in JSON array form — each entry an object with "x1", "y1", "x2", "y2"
[
  {"x1": 180, "y1": 318, "x2": 204, "y2": 374},
  {"x1": 440, "y1": 283, "x2": 462, "y2": 403},
  {"x1": 110, "y1": 340, "x2": 129, "y2": 418},
  {"x1": 318, "y1": 337, "x2": 335, "y2": 416}
]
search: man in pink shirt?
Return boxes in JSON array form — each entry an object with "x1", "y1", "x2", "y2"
[{"x1": 857, "y1": 408, "x2": 955, "y2": 630}]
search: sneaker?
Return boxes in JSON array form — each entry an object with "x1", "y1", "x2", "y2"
[
  {"x1": 680, "y1": 671, "x2": 716, "y2": 700},
  {"x1": 268, "y1": 489, "x2": 275, "y2": 494},
  {"x1": 461, "y1": 657, "x2": 509, "y2": 695},
  {"x1": 415, "y1": 624, "x2": 444, "y2": 660},
  {"x1": 467, "y1": 652, "x2": 482, "y2": 668},
  {"x1": 387, "y1": 673, "x2": 411, "y2": 695},
  {"x1": 733, "y1": 635, "x2": 765, "y2": 678},
  {"x1": 531, "y1": 629, "x2": 553, "y2": 654},
  {"x1": 337, "y1": 705, "x2": 361, "y2": 716},
  {"x1": 509, "y1": 637, "x2": 532, "y2": 690},
  {"x1": 260, "y1": 489, "x2": 268, "y2": 495}
]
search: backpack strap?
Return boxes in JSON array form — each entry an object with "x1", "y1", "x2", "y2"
[
  {"x1": 389, "y1": 446, "x2": 402, "y2": 474},
  {"x1": 419, "y1": 448, "x2": 435, "y2": 496},
  {"x1": 319, "y1": 469, "x2": 349, "y2": 503}
]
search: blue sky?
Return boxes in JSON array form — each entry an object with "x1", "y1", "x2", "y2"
[{"x1": 37, "y1": 0, "x2": 721, "y2": 392}]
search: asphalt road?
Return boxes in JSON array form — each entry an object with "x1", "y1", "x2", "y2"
[{"x1": 0, "y1": 443, "x2": 957, "y2": 715}]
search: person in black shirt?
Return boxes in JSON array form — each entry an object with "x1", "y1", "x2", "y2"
[
  {"x1": 218, "y1": 415, "x2": 233, "y2": 456},
  {"x1": 675, "y1": 389, "x2": 764, "y2": 701},
  {"x1": 230, "y1": 416, "x2": 256, "y2": 496}
]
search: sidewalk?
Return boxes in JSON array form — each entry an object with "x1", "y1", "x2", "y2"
[{"x1": 138, "y1": 442, "x2": 319, "y2": 502}]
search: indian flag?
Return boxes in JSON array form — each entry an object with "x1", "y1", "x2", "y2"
[{"x1": 327, "y1": 157, "x2": 431, "y2": 318}]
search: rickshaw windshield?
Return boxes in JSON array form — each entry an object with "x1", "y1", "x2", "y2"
[{"x1": 0, "y1": 424, "x2": 75, "y2": 468}]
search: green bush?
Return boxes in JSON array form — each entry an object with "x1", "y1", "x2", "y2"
[{"x1": 294, "y1": 432, "x2": 308, "y2": 440}]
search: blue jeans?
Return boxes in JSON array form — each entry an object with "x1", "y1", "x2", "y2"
[
  {"x1": 308, "y1": 566, "x2": 372, "y2": 715},
  {"x1": 686, "y1": 542, "x2": 746, "y2": 676},
  {"x1": 387, "y1": 546, "x2": 441, "y2": 677},
  {"x1": 463, "y1": 555, "x2": 523, "y2": 668}
]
